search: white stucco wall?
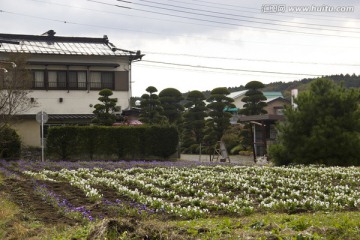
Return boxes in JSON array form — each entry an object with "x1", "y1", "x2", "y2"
[
  {"x1": 24, "y1": 90, "x2": 129, "y2": 114},
  {"x1": 12, "y1": 119, "x2": 40, "y2": 147}
]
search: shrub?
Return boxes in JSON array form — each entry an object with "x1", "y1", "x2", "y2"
[
  {"x1": 46, "y1": 126, "x2": 80, "y2": 160},
  {"x1": 46, "y1": 125, "x2": 179, "y2": 161},
  {"x1": 145, "y1": 125, "x2": 179, "y2": 159},
  {"x1": 77, "y1": 126, "x2": 104, "y2": 160},
  {"x1": 0, "y1": 126, "x2": 21, "y2": 160},
  {"x1": 268, "y1": 144, "x2": 291, "y2": 166}
]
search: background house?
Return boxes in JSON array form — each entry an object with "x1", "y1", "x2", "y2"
[
  {"x1": 0, "y1": 30, "x2": 143, "y2": 147},
  {"x1": 226, "y1": 90, "x2": 289, "y2": 124},
  {"x1": 227, "y1": 90, "x2": 291, "y2": 160}
]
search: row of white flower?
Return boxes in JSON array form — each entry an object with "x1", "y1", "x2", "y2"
[{"x1": 23, "y1": 165, "x2": 360, "y2": 217}]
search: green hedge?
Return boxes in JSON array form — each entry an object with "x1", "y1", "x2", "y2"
[
  {"x1": 46, "y1": 125, "x2": 179, "y2": 161},
  {"x1": 0, "y1": 126, "x2": 21, "y2": 160}
]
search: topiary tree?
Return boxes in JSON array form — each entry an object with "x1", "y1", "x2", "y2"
[
  {"x1": 159, "y1": 88, "x2": 184, "y2": 125},
  {"x1": 92, "y1": 89, "x2": 119, "y2": 126},
  {"x1": 269, "y1": 78, "x2": 360, "y2": 166},
  {"x1": 182, "y1": 90, "x2": 207, "y2": 153},
  {"x1": 205, "y1": 87, "x2": 235, "y2": 142},
  {"x1": 139, "y1": 86, "x2": 167, "y2": 124},
  {"x1": 240, "y1": 81, "x2": 267, "y2": 115}
]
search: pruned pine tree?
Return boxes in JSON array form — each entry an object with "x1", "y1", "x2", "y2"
[
  {"x1": 205, "y1": 87, "x2": 235, "y2": 142},
  {"x1": 240, "y1": 81, "x2": 267, "y2": 115},
  {"x1": 159, "y1": 88, "x2": 184, "y2": 125},
  {"x1": 139, "y1": 86, "x2": 167, "y2": 124},
  {"x1": 182, "y1": 90, "x2": 207, "y2": 153},
  {"x1": 92, "y1": 89, "x2": 118, "y2": 126}
]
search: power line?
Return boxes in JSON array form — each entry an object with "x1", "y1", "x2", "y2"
[
  {"x1": 1, "y1": 8, "x2": 359, "y2": 50},
  {"x1": 136, "y1": 62, "x2": 298, "y2": 79},
  {"x1": 0, "y1": 9, "x2": 179, "y2": 36},
  {"x1": 8, "y1": 41, "x2": 359, "y2": 70},
  {"x1": 87, "y1": 0, "x2": 360, "y2": 39},
  {"x1": 134, "y1": 0, "x2": 360, "y2": 32},
  {"x1": 144, "y1": 51, "x2": 360, "y2": 67},
  {"x1": 10, "y1": 1, "x2": 360, "y2": 49},
  {"x1": 172, "y1": 0, "x2": 360, "y2": 22},
  {"x1": 141, "y1": 60, "x2": 322, "y2": 77},
  {"x1": 28, "y1": 0, "x2": 241, "y2": 32}
]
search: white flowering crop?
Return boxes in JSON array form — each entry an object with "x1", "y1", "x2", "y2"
[{"x1": 23, "y1": 165, "x2": 360, "y2": 218}]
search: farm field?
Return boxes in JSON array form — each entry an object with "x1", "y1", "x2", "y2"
[{"x1": 1, "y1": 160, "x2": 360, "y2": 239}]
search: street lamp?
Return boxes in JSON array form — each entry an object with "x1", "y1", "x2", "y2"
[{"x1": 0, "y1": 68, "x2": 8, "y2": 73}]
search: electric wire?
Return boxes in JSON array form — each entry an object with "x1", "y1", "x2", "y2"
[
  {"x1": 173, "y1": 0, "x2": 360, "y2": 22},
  {"x1": 141, "y1": 60, "x2": 323, "y2": 77},
  {"x1": 6, "y1": 41, "x2": 359, "y2": 69},
  {"x1": 144, "y1": 51, "x2": 360, "y2": 67},
  {"x1": 137, "y1": 62, "x2": 299, "y2": 79},
  {"x1": 133, "y1": 0, "x2": 360, "y2": 32},
  {"x1": 87, "y1": 0, "x2": 360, "y2": 39},
  {"x1": 3, "y1": 8, "x2": 359, "y2": 49}
]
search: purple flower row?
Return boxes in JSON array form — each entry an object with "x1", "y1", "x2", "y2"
[
  {"x1": 1, "y1": 159, "x2": 229, "y2": 173},
  {"x1": 33, "y1": 182, "x2": 95, "y2": 221}
]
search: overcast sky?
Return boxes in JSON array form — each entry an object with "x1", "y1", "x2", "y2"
[{"x1": 1, "y1": 0, "x2": 360, "y2": 96}]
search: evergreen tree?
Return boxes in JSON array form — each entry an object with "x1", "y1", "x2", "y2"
[
  {"x1": 270, "y1": 78, "x2": 360, "y2": 166},
  {"x1": 182, "y1": 90, "x2": 207, "y2": 153},
  {"x1": 206, "y1": 87, "x2": 235, "y2": 141},
  {"x1": 92, "y1": 89, "x2": 119, "y2": 126},
  {"x1": 239, "y1": 81, "x2": 268, "y2": 157},
  {"x1": 240, "y1": 81, "x2": 267, "y2": 115},
  {"x1": 139, "y1": 86, "x2": 167, "y2": 124},
  {"x1": 159, "y1": 88, "x2": 184, "y2": 125}
]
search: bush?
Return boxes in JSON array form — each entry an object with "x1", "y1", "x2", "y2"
[
  {"x1": 268, "y1": 144, "x2": 291, "y2": 166},
  {"x1": 272, "y1": 79, "x2": 360, "y2": 166},
  {"x1": 46, "y1": 125, "x2": 179, "y2": 160},
  {"x1": 0, "y1": 126, "x2": 21, "y2": 160},
  {"x1": 77, "y1": 126, "x2": 104, "y2": 160},
  {"x1": 46, "y1": 126, "x2": 80, "y2": 160},
  {"x1": 145, "y1": 125, "x2": 179, "y2": 159}
]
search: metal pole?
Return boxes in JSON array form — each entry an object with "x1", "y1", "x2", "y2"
[
  {"x1": 250, "y1": 124, "x2": 257, "y2": 163},
  {"x1": 41, "y1": 110, "x2": 44, "y2": 162},
  {"x1": 199, "y1": 143, "x2": 202, "y2": 162}
]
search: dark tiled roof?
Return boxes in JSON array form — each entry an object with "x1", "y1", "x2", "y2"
[
  {"x1": 0, "y1": 31, "x2": 141, "y2": 58},
  {"x1": 239, "y1": 114, "x2": 285, "y2": 122},
  {"x1": 17, "y1": 114, "x2": 95, "y2": 121},
  {"x1": 48, "y1": 114, "x2": 95, "y2": 120}
]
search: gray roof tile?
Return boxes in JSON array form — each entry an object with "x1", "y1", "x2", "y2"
[{"x1": 0, "y1": 33, "x2": 133, "y2": 56}]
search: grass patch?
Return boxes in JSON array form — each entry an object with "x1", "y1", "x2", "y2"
[
  {"x1": 0, "y1": 173, "x2": 93, "y2": 240},
  {"x1": 171, "y1": 212, "x2": 360, "y2": 239}
]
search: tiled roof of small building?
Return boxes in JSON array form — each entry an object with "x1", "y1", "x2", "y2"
[
  {"x1": 263, "y1": 92, "x2": 283, "y2": 99},
  {"x1": 0, "y1": 30, "x2": 140, "y2": 57},
  {"x1": 228, "y1": 90, "x2": 247, "y2": 99}
]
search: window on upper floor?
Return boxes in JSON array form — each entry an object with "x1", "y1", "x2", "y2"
[
  {"x1": 69, "y1": 71, "x2": 87, "y2": 89},
  {"x1": 48, "y1": 71, "x2": 67, "y2": 88},
  {"x1": 90, "y1": 71, "x2": 114, "y2": 90},
  {"x1": 34, "y1": 71, "x2": 45, "y2": 88},
  {"x1": 32, "y1": 70, "x2": 114, "y2": 90}
]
